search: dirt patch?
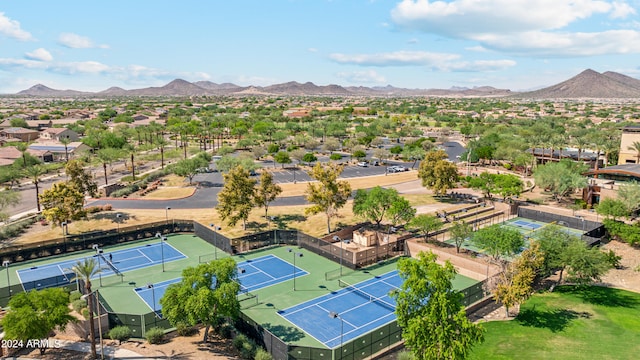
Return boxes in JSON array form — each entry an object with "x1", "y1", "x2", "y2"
[
  {"x1": 598, "y1": 241, "x2": 640, "y2": 292},
  {"x1": 117, "y1": 327, "x2": 240, "y2": 360}
]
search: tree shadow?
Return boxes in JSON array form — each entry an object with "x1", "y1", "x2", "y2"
[
  {"x1": 557, "y1": 285, "x2": 640, "y2": 308},
  {"x1": 262, "y1": 323, "x2": 305, "y2": 342},
  {"x1": 273, "y1": 214, "x2": 307, "y2": 229},
  {"x1": 516, "y1": 307, "x2": 589, "y2": 333}
]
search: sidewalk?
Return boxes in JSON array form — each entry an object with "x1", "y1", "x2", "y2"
[{"x1": 2, "y1": 338, "x2": 158, "y2": 360}]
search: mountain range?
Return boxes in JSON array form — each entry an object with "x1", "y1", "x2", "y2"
[{"x1": 12, "y1": 69, "x2": 640, "y2": 99}]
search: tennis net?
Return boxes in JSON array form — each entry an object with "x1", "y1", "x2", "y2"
[
  {"x1": 99, "y1": 254, "x2": 122, "y2": 276},
  {"x1": 338, "y1": 279, "x2": 395, "y2": 312}
]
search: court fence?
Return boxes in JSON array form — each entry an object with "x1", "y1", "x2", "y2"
[{"x1": 516, "y1": 206, "x2": 605, "y2": 246}]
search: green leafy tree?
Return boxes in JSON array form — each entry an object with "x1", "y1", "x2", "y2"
[
  {"x1": 392, "y1": 252, "x2": 484, "y2": 360},
  {"x1": 407, "y1": 214, "x2": 444, "y2": 241},
  {"x1": 536, "y1": 225, "x2": 610, "y2": 289},
  {"x1": 533, "y1": 159, "x2": 587, "y2": 201},
  {"x1": 468, "y1": 172, "x2": 523, "y2": 200},
  {"x1": 302, "y1": 152, "x2": 317, "y2": 165},
  {"x1": 596, "y1": 198, "x2": 629, "y2": 220},
  {"x1": 471, "y1": 225, "x2": 524, "y2": 265},
  {"x1": 450, "y1": 221, "x2": 472, "y2": 253},
  {"x1": 353, "y1": 186, "x2": 401, "y2": 228},
  {"x1": 418, "y1": 150, "x2": 459, "y2": 196},
  {"x1": 96, "y1": 148, "x2": 123, "y2": 186},
  {"x1": 215, "y1": 154, "x2": 257, "y2": 173},
  {"x1": 173, "y1": 154, "x2": 210, "y2": 185},
  {"x1": 627, "y1": 141, "x2": 640, "y2": 164},
  {"x1": 24, "y1": 164, "x2": 45, "y2": 212},
  {"x1": 160, "y1": 258, "x2": 240, "y2": 343},
  {"x1": 39, "y1": 182, "x2": 86, "y2": 225},
  {"x1": 253, "y1": 172, "x2": 282, "y2": 224},
  {"x1": 69, "y1": 258, "x2": 102, "y2": 358},
  {"x1": 65, "y1": 160, "x2": 98, "y2": 198},
  {"x1": 493, "y1": 242, "x2": 544, "y2": 317},
  {"x1": 617, "y1": 181, "x2": 640, "y2": 214},
  {"x1": 305, "y1": 163, "x2": 351, "y2": 234},
  {"x1": 352, "y1": 149, "x2": 367, "y2": 160},
  {"x1": 387, "y1": 197, "x2": 416, "y2": 228},
  {"x1": 216, "y1": 166, "x2": 256, "y2": 230},
  {"x1": 0, "y1": 189, "x2": 20, "y2": 222},
  {"x1": 1, "y1": 287, "x2": 75, "y2": 355},
  {"x1": 274, "y1": 151, "x2": 291, "y2": 168}
]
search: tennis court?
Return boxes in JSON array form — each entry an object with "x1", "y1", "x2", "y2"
[
  {"x1": 508, "y1": 219, "x2": 543, "y2": 231},
  {"x1": 237, "y1": 254, "x2": 309, "y2": 292},
  {"x1": 278, "y1": 271, "x2": 401, "y2": 348},
  {"x1": 134, "y1": 278, "x2": 181, "y2": 316},
  {"x1": 17, "y1": 242, "x2": 186, "y2": 291}
]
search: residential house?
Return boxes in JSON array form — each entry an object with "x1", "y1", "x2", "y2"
[
  {"x1": 618, "y1": 126, "x2": 640, "y2": 165},
  {"x1": 39, "y1": 128, "x2": 79, "y2": 142},
  {"x1": 0, "y1": 127, "x2": 40, "y2": 142},
  {"x1": 28, "y1": 141, "x2": 90, "y2": 162}
]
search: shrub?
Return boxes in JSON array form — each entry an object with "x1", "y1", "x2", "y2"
[
  {"x1": 218, "y1": 323, "x2": 234, "y2": 339},
  {"x1": 108, "y1": 326, "x2": 132, "y2": 344},
  {"x1": 176, "y1": 322, "x2": 197, "y2": 337},
  {"x1": 329, "y1": 153, "x2": 342, "y2": 161},
  {"x1": 72, "y1": 299, "x2": 87, "y2": 313},
  {"x1": 81, "y1": 308, "x2": 91, "y2": 320},
  {"x1": 240, "y1": 340, "x2": 256, "y2": 360},
  {"x1": 101, "y1": 204, "x2": 113, "y2": 211},
  {"x1": 267, "y1": 144, "x2": 280, "y2": 154},
  {"x1": 233, "y1": 334, "x2": 249, "y2": 351},
  {"x1": 397, "y1": 350, "x2": 415, "y2": 360},
  {"x1": 69, "y1": 290, "x2": 82, "y2": 302},
  {"x1": 604, "y1": 250, "x2": 622, "y2": 269},
  {"x1": 254, "y1": 348, "x2": 273, "y2": 360},
  {"x1": 145, "y1": 327, "x2": 165, "y2": 344}
]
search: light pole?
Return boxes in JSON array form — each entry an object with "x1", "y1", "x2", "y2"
[
  {"x1": 93, "y1": 244, "x2": 103, "y2": 287},
  {"x1": 165, "y1": 206, "x2": 171, "y2": 225},
  {"x1": 329, "y1": 311, "x2": 344, "y2": 360},
  {"x1": 61, "y1": 221, "x2": 68, "y2": 250},
  {"x1": 82, "y1": 289, "x2": 104, "y2": 360},
  {"x1": 288, "y1": 249, "x2": 303, "y2": 291},
  {"x1": 3, "y1": 261, "x2": 10, "y2": 300},
  {"x1": 116, "y1": 213, "x2": 122, "y2": 232},
  {"x1": 333, "y1": 235, "x2": 343, "y2": 276},
  {"x1": 578, "y1": 216, "x2": 585, "y2": 232},
  {"x1": 147, "y1": 283, "x2": 157, "y2": 326},
  {"x1": 210, "y1": 223, "x2": 221, "y2": 259},
  {"x1": 156, "y1": 232, "x2": 166, "y2": 272}
]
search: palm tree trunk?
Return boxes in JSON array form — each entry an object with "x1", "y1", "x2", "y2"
[
  {"x1": 160, "y1": 146, "x2": 164, "y2": 169},
  {"x1": 131, "y1": 153, "x2": 136, "y2": 181},
  {"x1": 86, "y1": 285, "x2": 97, "y2": 358},
  {"x1": 35, "y1": 181, "x2": 40, "y2": 212},
  {"x1": 103, "y1": 163, "x2": 108, "y2": 186}
]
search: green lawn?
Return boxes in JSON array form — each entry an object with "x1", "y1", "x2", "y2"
[{"x1": 469, "y1": 286, "x2": 640, "y2": 360}]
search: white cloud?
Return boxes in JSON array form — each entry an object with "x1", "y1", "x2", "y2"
[
  {"x1": 465, "y1": 45, "x2": 489, "y2": 52},
  {"x1": 407, "y1": 38, "x2": 419, "y2": 44},
  {"x1": 52, "y1": 61, "x2": 111, "y2": 74},
  {"x1": 25, "y1": 48, "x2": 53, "y2": 62},
  {"x1": 308, "y1": 48, "x2": 319, "y2": 52},
  {"x1": 0, "y1": 12, "x2": 33, "y2": 41},
  {"x1": 476, "y1": 30, "x2": 640, "y2": 56},
  {"x1": 329, "y1": 50, "x2": 460, "y2": 66},
  {"x1": 58, "y1": 33, "x2": 109, "y2": 49},
  {"x1": 336, "y1": 70, "x2": 387, "y2": 84},
  {"x1": 390, "y1": 0, "x2": 640, "y2": 56},
  {"x1": 329, "y1": 50, "x2": 515, "y2": 72}
]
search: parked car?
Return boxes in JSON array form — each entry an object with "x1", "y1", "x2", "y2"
[
  {"x1": 388, "y1": 165, "x2": 408, "y2": 173},
  {"x1": 357, "y1": 162, "x2": 368, "y2": 167}
]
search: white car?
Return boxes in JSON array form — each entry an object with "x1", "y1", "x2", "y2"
[{"x1": 357, "y1": 162, "x2": 368, "y2": 167}]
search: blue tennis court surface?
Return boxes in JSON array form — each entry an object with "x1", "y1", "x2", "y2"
[
  {"x1": 509, "y1": 219, "x2": 543, "y2": 230},
  {"x1": 134, "y1": 278, "x2": 181, "y2": 316},
  {"x1": 278, "y1": 271, "x2": 402, "y2": 348},
  {"x1": 237, "y1": 254, "x2": 309, "y2": 292},
  {"x1": 17, "y1": 242, "x2": 186, "y2": 291}
]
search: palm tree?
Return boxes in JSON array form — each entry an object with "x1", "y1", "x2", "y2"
[
  {"x1": 628, "y1": 141, "x2": 640, "y2": 164},
  {"x1": 15, "y1": 142, "x2": 29, "y2": 168},
  {"x1": 60, "y1": 137, "x2": 72, "y2": 162},
  {"x1": 70, "y1": 258, "x2": 102, "y2": 359},
  {"x1": 96, "y1": 148, "x2": 121, "y2": 186},
  {"x1": 25, "y1": 164, "x2": 45, "y2": 212}
]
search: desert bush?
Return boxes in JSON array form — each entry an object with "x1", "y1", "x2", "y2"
[
  {"x1": 176, "y1": 322, "x2": 197, "y2": 337},
  {"x1": 108, "y1": 326, "x2": 132, "y2": 344},
  {"x1": 254, "y1": 348, "x2": 273, "y2": 360},
  {"x1": 69, "y1": 290, "x2": 82, "y2": 302},
  {"x1": 72, "y1": 299, "x2": 87, "y2": 313},
  {"x1": 145, "y1": 327, "x2": 165, "y2": 344}
]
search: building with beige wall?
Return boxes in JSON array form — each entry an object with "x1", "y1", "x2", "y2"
[{"x1": 618, "y1": 125, "x2": 640, "y2": 165}]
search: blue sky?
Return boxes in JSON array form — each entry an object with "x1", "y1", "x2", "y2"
[{"x1": 1, "y1": 0, "x2": 639, "y2": 93}]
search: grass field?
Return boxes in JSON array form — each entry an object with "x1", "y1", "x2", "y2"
[{"x1": 469, "y1": 286, "x2": 640, "y2": 360}]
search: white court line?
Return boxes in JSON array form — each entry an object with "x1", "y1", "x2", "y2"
[{"x1": 136, "y1": 248, "x2": 154, "y2": 263}]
